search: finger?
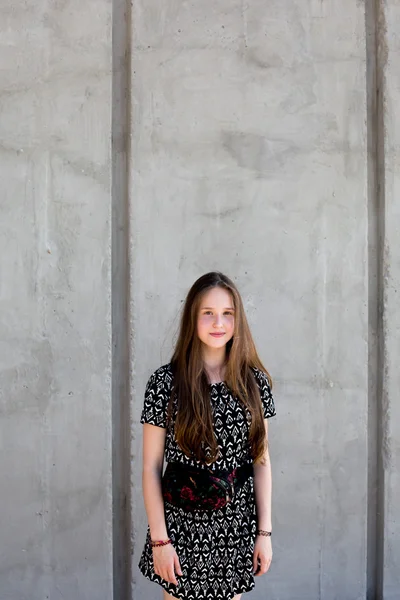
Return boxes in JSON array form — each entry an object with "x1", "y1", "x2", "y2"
[
  {"x1": 264, "y1": 554, "x2": 273, "y2": 572},
  {"x1": 162, "y1": 569, "x2": 174, "y2": 585},
  {"x1": 253, "y1": 552, "x2": 259, "y2": 574},
  {"x1": 257, "y1": 561, "x2": 268, "y2": 576},
  {"x1": 167, "y1": 567, "x2": 178, "y2": 585},
  {"x1": 174, "y1": 553, "x2": 183, "y2": 577},
  {"x1": 254, "y1": 565, "x2": 266, "y2": 577}
]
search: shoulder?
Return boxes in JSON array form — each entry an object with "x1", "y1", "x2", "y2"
[
  {"x1": 141, "y1": 364, "x2": 174, "y2": 427},
  {"x1": 145, "y1": 363, "x2": 174, "y2": 391},
  {"x1": 250, "y1": 366, "x2": 276, "y2": 418},
  {"x1": 250, "y1": 366, "x2": 272, "y2": 389}
]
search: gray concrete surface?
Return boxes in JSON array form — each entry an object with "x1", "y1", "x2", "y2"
[
  {"x1": 130, "y1": 2, "x2": 370, "y2": 599},
  {"x1": 1, "y1": 0, "x2": 399, "y2": 599},
  {"x1": 0, "y1": 1, "x2": 113, "y2": 599},
  {"x1": 382, "y1": 3, "x2": 400, "y2": 599}
]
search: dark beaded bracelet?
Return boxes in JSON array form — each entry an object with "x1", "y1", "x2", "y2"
[{"x1": 257, "y1": 529, "x2": 272, "y2": 537}]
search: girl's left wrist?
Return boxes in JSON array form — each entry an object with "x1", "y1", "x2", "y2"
[{"x1": 256, "y1": 528, "x2": 272, "y2": 537}]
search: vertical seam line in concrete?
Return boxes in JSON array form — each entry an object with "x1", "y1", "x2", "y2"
[
  {"x1": 374, "y1": 2, "x2": 387, "y2": 597},
  {"x1": 366, "y1": 1, "x2": 387, "y2": 598},
  {"x1": 112, "y1": 0, "x2": 133, "y2": 596}
]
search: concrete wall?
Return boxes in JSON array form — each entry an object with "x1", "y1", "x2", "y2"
[
  {"x1": 0, "y1": 1, "x2": 113, "y2": 599},
  {"x1": 129, "y1": 1, "x2": 369, "y2": 599},
  {"x1": 1, "y1": 1, "x2": 399, "y2": 599},
  {"x1": 382, "y1": 3, "x2": 400, "y2": 598},
  {"x1": 128, "y1": 1, "x2": 398, "y2": 600}
]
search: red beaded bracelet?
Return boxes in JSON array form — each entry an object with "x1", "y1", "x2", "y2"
[{"x1": 150, "y1": 538, "x2": 172, "y2": 548}]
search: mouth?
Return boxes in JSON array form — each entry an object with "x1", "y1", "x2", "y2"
[{"x1": 209, "y1": 333, "x2": 225, "y2": 337}]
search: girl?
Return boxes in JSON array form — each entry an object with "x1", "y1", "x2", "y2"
[{"x1": 139, "y1": 271, "x2": 276, "y2": 600}]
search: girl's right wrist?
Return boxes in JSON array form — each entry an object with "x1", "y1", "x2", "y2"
[{"x1": 150, "y1": 538, "x2": 172, "y2": 548}]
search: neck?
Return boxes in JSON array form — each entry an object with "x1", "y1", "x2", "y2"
[{"x1": 202, "y1": 345, "x2": 227, "y2": 374}]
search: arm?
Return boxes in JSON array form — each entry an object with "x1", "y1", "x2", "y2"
[
  {"x1": 253, "y1": 419, "x2": 272, "y2": 532},
  {"x1": 142, "y1": 423, "x2": 168, "y2": 539},
  {"x1": 252, "y1": 419, "x2": 273, "y2": 575},
  {"x1": 142, "y1": 423, "x2": 182, "y2": 585}
]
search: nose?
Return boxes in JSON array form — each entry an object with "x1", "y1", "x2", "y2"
[{"x1": 213, "y1": 314, "x2": 224, "y2": 328}]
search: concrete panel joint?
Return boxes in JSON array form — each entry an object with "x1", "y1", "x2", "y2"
[
  {"x1": 366, "y1": 0, "x2": 388, "y2": 598},
  {"x1": 112, "y1": 0, "x2": 133, "y2": 598}
]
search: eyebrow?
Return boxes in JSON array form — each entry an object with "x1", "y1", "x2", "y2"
[{"x1": 201, "y1": 307, "x2": 235, "y2": 310}]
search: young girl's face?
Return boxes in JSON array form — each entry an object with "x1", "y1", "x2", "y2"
[{"x1": 197, "y1": 287, "x2": 235, "y2": 349}]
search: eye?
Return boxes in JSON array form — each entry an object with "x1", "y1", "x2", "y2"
[{"x1": 224, "y1": 311, "x2": 234, "y2": 316}]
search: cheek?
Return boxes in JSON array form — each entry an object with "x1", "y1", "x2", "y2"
[
  {"x1": 224, "y1": 316, "x2": 235, "y2": 331},
  {"x1": 198, "y1": 316, "x2": 208, "y2": 325},
  {"x1": 197, "y1": 315, "x2": 211, "y2": 332}
]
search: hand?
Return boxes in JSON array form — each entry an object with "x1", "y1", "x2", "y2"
[
  {"x1": 253, "y1": 535, "x2": 272, "y2": 576},
  {"x1": 153, "y1": 543, "x2": 182, "y2": 585}
]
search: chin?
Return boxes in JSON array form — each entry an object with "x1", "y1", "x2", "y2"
[{"x1": 208, "y1": 337, "x2": 231, "y2": 347}]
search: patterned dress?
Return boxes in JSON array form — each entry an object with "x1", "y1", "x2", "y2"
[{"x1": 139, "y1": 363, "x2": 276, "y2": 600}]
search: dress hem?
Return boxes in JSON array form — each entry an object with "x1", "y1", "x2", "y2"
[{"x1": 138, "y1": 564, "x2": 255, "y2": 600}]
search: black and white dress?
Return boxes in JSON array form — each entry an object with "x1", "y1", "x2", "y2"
[{"x1": 139, "y1": 363, "x2": 276, "y2": 600}]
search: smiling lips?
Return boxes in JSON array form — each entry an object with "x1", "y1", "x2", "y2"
[{"x1": 210, "y1": 333, "x2": 225, "y2": 337}]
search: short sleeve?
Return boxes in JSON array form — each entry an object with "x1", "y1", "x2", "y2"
[
  {"x1": 252, "y1": 367, "x2": 276, "y2": 419},
  {"x1": 140, "y1": 365, "x2": 173, "y2": 428}
]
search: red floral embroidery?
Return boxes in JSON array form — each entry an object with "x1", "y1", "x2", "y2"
[
  {"x1": 181, "y1": 486, "x2": 197, "y2": 501},
  {"x1": 161, "y1": 463, "x2": 246, "y2": 511},
  {"x1": 163, "y1": 491, "x2": 173, "y2": 504}
]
